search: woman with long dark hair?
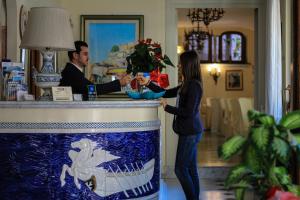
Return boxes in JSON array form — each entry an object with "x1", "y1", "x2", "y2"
[{"x1": 138, "y1": 50, "x2": 203, "y2": 200}]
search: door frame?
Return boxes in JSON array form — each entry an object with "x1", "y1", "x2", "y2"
[{"x1": 163, "y1": 0, "x2": 267, "y2": 177}]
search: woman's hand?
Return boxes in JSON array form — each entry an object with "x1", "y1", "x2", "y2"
[
  {"x1": 136, "y1": 76, "x2": 150, "y2": 86},
  {"x1": 160, "y1": 98, "x2": 167, "y2": 108},
  {"x1": 119, "y1": 74, "x2": 132, "y2": 86}
]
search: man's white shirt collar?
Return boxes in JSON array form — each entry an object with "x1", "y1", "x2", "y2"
[{"x1": 71, "y1": 62, "x2": 83, "y2": 73}]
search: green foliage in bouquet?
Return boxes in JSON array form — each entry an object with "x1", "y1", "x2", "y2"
[
  {"x1": 218, "y1": 110, "x2": 300, "y2": 200},
  {"x1": 126, "y1": 38, "x2": 175, "y2": 75}
]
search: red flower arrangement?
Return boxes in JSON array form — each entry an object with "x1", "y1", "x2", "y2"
[
  {"x1": 267, "y1": 186, "x2": 300, "y2": 200},
  {"x1": 126, "y1": 38, "x2": 174, "y2": 88}
]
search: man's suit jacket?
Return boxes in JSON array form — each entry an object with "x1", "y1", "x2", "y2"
[{"x1": 59, "y1": 63, "x2": 121, "y2": 100}]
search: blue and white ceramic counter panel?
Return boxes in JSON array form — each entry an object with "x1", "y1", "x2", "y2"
[{"x1": 0, "y1": 101, "x2": 161, "y2": 200}]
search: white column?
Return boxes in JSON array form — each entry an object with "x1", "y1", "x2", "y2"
[{"x1": 265, "y1": 0, "x2": 282, "y2": 121}]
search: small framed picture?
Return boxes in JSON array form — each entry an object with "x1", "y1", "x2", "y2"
[
  {"x1": 225, "y1": 70, "x2": 243, "y2": 91},
  {"x1": 52, "y1": 86, "x2": 73, "y2": 101}
]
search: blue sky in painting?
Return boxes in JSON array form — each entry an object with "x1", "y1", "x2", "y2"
[{"x1": 88, "y1": 23, "x2": 136, "y2": 64}]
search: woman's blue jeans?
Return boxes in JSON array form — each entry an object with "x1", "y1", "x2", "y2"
[{"x1": 175, "y1": 134, "x2": 202, "y2": 200}]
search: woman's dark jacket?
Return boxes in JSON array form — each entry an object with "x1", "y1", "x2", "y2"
[{"x1": 148, "y1": 80, "x2": 203, "y2": 135}]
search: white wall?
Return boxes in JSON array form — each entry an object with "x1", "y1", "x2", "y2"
[
  {"x1": 6, "y1": 0, "x2": 62, "y2": 61},
  {"x1": 58, "y1": 0, "x2": 166, "y2": 71},
  {"x1": 6, "y1": 0, "x2": 17, "y2": 61},
  {"x1": 178, "y1": 26, "x2": 255, "y2": 100},
  {"x1": 201, "y1": 64, "x2": 253, "y2": 98},
  {"x1": 0, "y1": 0, "x2": 6, "y2": 25},
  {"x1": 6, "y1": 0, "x2": 166, "y2": 65},
  {"x1": 0, "y1": 0, "x2": 7, "y2": 59}
]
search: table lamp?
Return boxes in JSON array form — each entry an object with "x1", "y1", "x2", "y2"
[{"x1": 20, "y1": 7, "x2": 75, "y2": 100}]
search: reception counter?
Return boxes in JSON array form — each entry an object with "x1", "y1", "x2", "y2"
[{"x1": 0, "y1": 100, "x2": 161, "y2": 200}]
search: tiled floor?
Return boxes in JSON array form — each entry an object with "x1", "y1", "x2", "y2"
[
  {"x1": 160, "y1": 178, "x2": 236, "y2": 200},
  {"x1": 198, "y1": 131, "x2": 240, "y2": 167}
]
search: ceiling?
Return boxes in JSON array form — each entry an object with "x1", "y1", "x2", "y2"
[{"x1": 177, "y1": 8, "x2": 255, "y2": 30}]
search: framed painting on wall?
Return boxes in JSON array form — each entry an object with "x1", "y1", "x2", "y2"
[
  {"x1": 80, "y1": 15, "x2": 144, "y2": 86},
  {"x1": 225, "y1": 70, "x2": 243, "y2": 91}
]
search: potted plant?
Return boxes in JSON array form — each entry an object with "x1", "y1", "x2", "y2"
[
  {"x1": 218, "y1": 110, "x2": 300, "y2": 200},
  {"x1": 125, "y1": 39, "x2": 175, "y2": 93},
  {"x1": 126, "y1": 38, "x2": 174, "y2": 75}
]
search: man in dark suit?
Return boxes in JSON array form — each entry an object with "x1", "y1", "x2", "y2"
[{"x1": 59, "y1": 41, "x2": 131, "y2": 100}]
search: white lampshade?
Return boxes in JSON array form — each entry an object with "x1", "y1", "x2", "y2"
[{"x1": 20, "y1": 7, "x2": 75, "y2": 51}]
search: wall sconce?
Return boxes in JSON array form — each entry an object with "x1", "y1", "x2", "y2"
[
  {"x1": 177, "y1": 45, "x2": 184, "y2": 54},
  {"x1": 207, "y1": 63, "x2": 221, "y2": 84}
]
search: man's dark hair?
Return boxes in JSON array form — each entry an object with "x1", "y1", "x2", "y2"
[{"x1": 68, "y1": 41, "x2": 88, "y2": 61}]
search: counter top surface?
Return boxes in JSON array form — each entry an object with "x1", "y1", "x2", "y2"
[{"x1": 0, "y1": 100, "x2": 161, "y2": 108}]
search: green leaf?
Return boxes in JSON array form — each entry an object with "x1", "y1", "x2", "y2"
[
  {"x1": 218, "y1": 136, "x2": 247, "y2": 160},
  {"x1": 126, "y1": 40, "x2": 174, "y2": 74},
  {"x1": 243, "y1": 144, "x2": 261, "y2": 172},
  {"x1": 136, "y1": 44, "x2": 148, "y2": 56},
  {"x1": 258, "y1": 115, "x2": 275, "y2": 127},
  {"x1": 247, "y1": 110, "x2": 263, "y2": 121},
  {"x1": 286, "y1": 132, "x2": 300, "y2": 150},
  {"x1": 273, "y1": 167, "x2": 292, "y2": 186},
  {"x1": 272, "y1": 137, "x2": 290, "y2": 162},
  {"x1": 230, "y1": 179, "x2": 252, "y2": 189},
  {"x1": 225, "y1": 165, "x2": 251, "y2": 187},
  {"x1": 287, "y1": 185, "x2": 300, "y2": 197},
  {"x1": 251, "y1": 127, "x2": 270, "y2": 151},
  {"x1": 268, "y1": 166, "x2": 289, "y2": 186},
  {"x1": 163, "y1": 55, "x2": 175, "y2": 67},
  {"x1": 230, "y1": 180, "x2": 252, "y2": 200},
  {"x1": 293, "y1": 133, "x2": 300, "y2": 144},
  {"x1": 235, "y1": 188, "x2": 246, "y2": 200},
  {"x1": 148, "y1": 64, "x2": 155, "y2": 72},
  {"x1": 280, "y1": 110, "x2": 300, "y2": 130},
  {"x1": 272, "y1": 126, "x2": 286, "y2": 136}
]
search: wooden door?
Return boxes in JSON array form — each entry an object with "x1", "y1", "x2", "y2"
[{"x1": 291, "y1": 0, "x2": 300, "y2": 184}]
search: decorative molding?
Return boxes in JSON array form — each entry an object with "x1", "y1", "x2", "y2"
[
  {"x1": 0, "y1": 100, "x2": 160, "y2": 108},
  {"x1": 0, "y1": 120, "x2": 161, "y2": 133}
]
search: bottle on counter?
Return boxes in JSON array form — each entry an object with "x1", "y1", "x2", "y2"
[{"x1": 87, "y1": 85, "x2": 97, "y2": 101}]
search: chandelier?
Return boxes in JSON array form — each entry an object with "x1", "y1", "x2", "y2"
[
  {"x1": 184, "y1": 8, "x2": 225, "y2": 51},
  {"x1": 184, "y1": 25, "x2": 210, "y2": 51},
  {"x1": 187, "y1": 8, "x2": 225, "y2": 26},
  {"x1": 184, "y1": 23, "x2": 210, "y2": 42}
]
